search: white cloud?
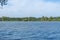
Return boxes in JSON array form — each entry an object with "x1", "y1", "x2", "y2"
[{"x1": 0, "y1": 0, "x2": 60, "y2": 17}]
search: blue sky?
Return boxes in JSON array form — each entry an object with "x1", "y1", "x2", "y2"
[{"x1": 0, "y1": 0, "x2": 60, "y2": 17}]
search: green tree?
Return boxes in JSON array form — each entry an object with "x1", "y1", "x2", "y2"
[
  {"x1": 0, "y1": 0, "x2": 8, "y2": 7},
  {"x1": 2, "y1": 16, "x2": 9, "y2": 21},
  {"x1": 41, "y1": 16, "x2": 45, "y2": 21},
  {"x1": 28, "y1": 17, "x2": 37, "y2": 21},
  {"x1": 49, "y1": 16, "x2": 54, "y2": 21},
  {"x1": 44, "y1": 17, "x2": 48, "y2": 21}
]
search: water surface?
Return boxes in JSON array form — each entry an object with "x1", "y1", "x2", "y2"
[{"x1": 0, "y1": 21, "x2": 60, "y2": 40}]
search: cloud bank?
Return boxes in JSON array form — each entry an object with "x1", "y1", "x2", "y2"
[{"x1": 0, "y1": 0, "x2": 60, "y2": 17}]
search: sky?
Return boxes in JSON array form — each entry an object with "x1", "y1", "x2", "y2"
[{"x1": 0, "y1": 0, "x2": 60, "y2": 17}]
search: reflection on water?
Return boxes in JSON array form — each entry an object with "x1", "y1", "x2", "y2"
[{"x1": 0, "y1": 21, "x2": 60, "y2": 40}]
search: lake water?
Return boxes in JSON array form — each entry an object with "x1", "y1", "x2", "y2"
[{"x1": 0, "y1": 21, "x2": 60, "y2": 40}]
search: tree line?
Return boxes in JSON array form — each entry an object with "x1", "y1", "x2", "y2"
[{"x1": 0, "y1": 16, "x2": 60, "y2": 21}]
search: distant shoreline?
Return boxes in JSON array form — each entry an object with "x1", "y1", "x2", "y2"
[{"x1": 0, "y1": 16, "x2": 60, "y2": 21}]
